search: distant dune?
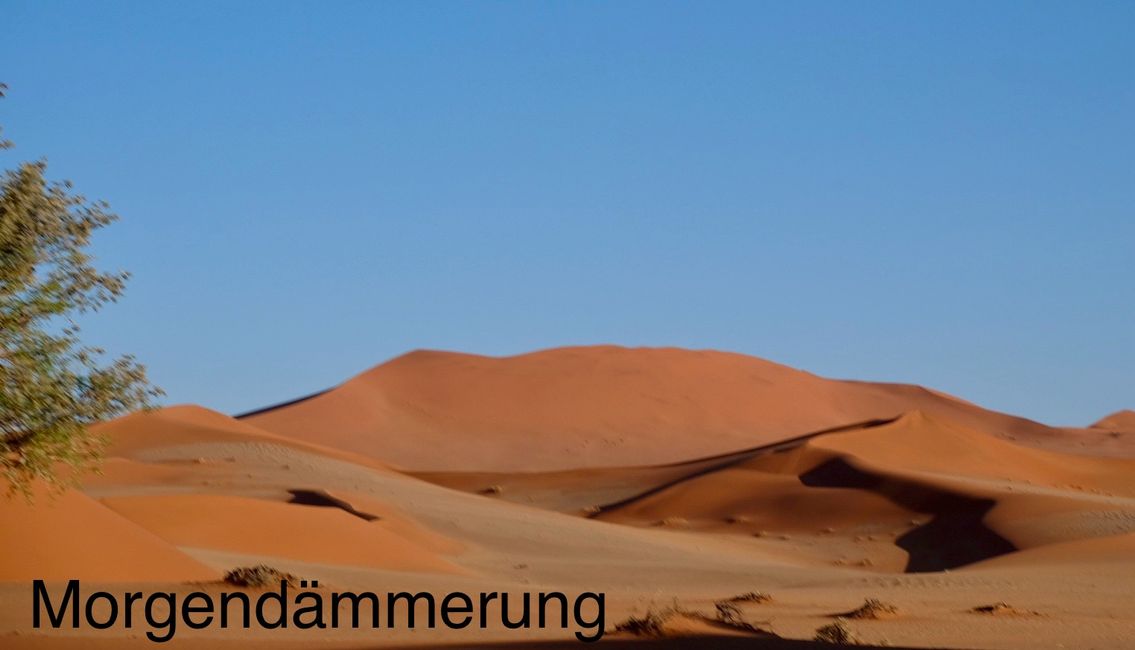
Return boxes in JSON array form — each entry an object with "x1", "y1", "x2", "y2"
[
  {"x1": 1092, "y1": 409, "x2": 1135, "y2": 431},
  {"x1": 242, "y1": 345, "x2": 1094, "y2": 471}
]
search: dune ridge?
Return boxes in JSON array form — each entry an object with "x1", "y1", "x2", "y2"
[
  {"x1": 1092, "y1": 409, "x2": 1135, "y2": 431},
  {"x1": 242, "y1": 346, "x2": 1085, "y2": 471}
]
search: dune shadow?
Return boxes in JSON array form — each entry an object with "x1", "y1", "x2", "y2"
[
  {"x1": 287, "y1": 489, "x2": 380, "y2": 521},
  {"x1": 800, "y1": 458, "x2": 1016, "y2": 572},
  {"x1": 592, "y1": 418, "x2": 900, "y2": 518}
]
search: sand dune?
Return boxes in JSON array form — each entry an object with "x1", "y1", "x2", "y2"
[
  {"x1": 593, "y1": 410, "x2": 1135, "y2": 572},
  {"x1": 101, "y1": 493, "x2": 461, "y2": 574},
  {"x1": 243, "y1": 346, "x2": 1083, "y2": 471},
  {"x1": 96, "y1": 404, "x2": 397, "y2": 474},
  {"x1": 1092, "y1": 409, "x2": 1135, "y2": 431},
  {"x1": 0, "y1": 483, "x2": 218, "y2": 582},
  {"x1": 5, "y1": 346, "x2": 1135, "y2": 649}
]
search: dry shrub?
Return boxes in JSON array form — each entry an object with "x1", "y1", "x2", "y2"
[
  {"x1": 715, "y1": 601, "x2": 743, "y2": 625},
  {"x1": 846, "y1": 598, "x2": 899, "y2": 620},
  {"x1": 726, "y1": 589, "x2": 771, "y2": 603},
  {"x1": 614, "y1": 609, "x2": 669, "y2": 637},
  {"x1": 223, "y1": 565, "x2": 298, "y2": 588},
  {"x1": 814, "y1": 618, "x2": 858, "y2": 644}
]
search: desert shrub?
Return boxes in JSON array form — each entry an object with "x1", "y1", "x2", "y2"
[
  {"x1": 728, "y1": 591, "x2": 772, "y2": 603},
  {"x1": 814, "y1": 618, "x2": 857, "y2": 644},
  {"x1": 846, "y1": 598, "x2": 899, "y2": 619},
  {"x1": 714, "y1": 601, "x2": 743, "y2": 625},
  {"x1": 223, "y1": 565, "x2": 299, "y2": 588},
  {"x1": 614, "y1": 609, "x2": 668, "y2": 637}
]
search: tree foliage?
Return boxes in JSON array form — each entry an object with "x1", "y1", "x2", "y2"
[{"x1": 1, "y1": 84, "x2": 161, "y2": 497}]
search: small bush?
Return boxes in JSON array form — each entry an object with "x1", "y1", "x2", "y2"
[
  {"x1": 846, "y1": 598, "x2": 899, "y2": 619},
  {"x1": 479, "y1": 485, "x2": 503, "y2": 495},
  {"x1": 223, "y1": 565, "x2": 298, "y2": 588},
  {"x1": 728, "y1": 591, "x2": 772, "y2": 604},
  {"x1": 614, "y1": 610, "x2": 668, "y2": 637},
  {"x1": 814, "y1": 618, "x2": 857, "y2": 644},
  {"x1": 715, "y1": 601, "x2": 743, "y2": 625}
]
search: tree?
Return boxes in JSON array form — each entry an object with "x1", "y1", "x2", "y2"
[{"x1": 1, "y1": 84, "x2": 161, "y2": 497}]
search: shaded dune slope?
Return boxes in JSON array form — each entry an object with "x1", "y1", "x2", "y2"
[{"x1": 593, "y1": 411, "x2": 1135, "y2": 572}]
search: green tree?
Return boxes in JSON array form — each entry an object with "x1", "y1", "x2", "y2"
[{"x1": 1, "y1": 84, "x2": 161, "y2": 497}]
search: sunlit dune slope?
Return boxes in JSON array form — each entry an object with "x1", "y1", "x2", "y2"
[
  {"x1": 0, "y1": 484, "x2": 219, "y2": 582},
  {"x1": 94, "y1": 404, "x2": 397, "y2": 475},
  {"x1": 242, "y1": 345, "x2": 1067, "y2": 471},
  {"x1": 1092, "y1": 409, "x2": 1135, "y2": 432},
  {"x1": 102, "y1": 494, "x2": 462, "y2": 574}
]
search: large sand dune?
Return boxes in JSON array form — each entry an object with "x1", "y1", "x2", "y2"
[
  {"x1": 243, "y1": 346, "x2": 1100, "y2": 471},
  {"x1": 3, "y1": 346, "x2": 1134, "y2": 649}
]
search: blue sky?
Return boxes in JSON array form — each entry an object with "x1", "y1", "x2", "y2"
[{"x1": 2, "y1": 1, "x2": 1132, "y2": 424}]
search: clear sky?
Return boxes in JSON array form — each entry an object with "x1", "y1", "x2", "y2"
[{"x1": 2, "y1": 1, "x2": 1132, "y2": 425}]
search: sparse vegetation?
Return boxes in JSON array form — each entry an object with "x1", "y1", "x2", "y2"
[
  {"x1": 479, "y1": 484, "x2": 503, "y2": 495},
  {"x1": 615, "y1": 603, "x2": 769, "y2": 638},
  {"x1": 613, "y1": 609, "x2": 669, "y2": 637},
  {"x1": 714, "y1": 601, "x2": 743, "y2": 625},
  {"x1": 970, "y1": 602, "x2": 1037, "y2": 616},
  {"x1": 727, "y1": 591, "x2": 772, "y2": 604},
  {"x1": 223, "y1": 565, "x2": 299, "y2": 588},
  {"x1": 845, "y1": 598, "x2": 899, "y2": 619},
  {"x1": 814, "y1": 618, "x2": 858, "y2": 644}
]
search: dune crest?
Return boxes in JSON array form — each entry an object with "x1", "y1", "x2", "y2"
[{"x1": 1092, "y1": 409, "x2": 1135, "y2": 431}]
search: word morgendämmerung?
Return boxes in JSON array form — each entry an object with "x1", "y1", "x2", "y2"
[{"x1": 33, "y1": 580, "x2": 606, "y2": 643}]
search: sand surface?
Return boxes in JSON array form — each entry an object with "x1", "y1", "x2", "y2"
[{"x1": 3, "y1": 346, "x2": 1134, "y2": 649}]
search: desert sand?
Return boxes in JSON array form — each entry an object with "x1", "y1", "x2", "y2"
[{"x1": 3, "y1": 345, "x2": 1134, "y2": 649}]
